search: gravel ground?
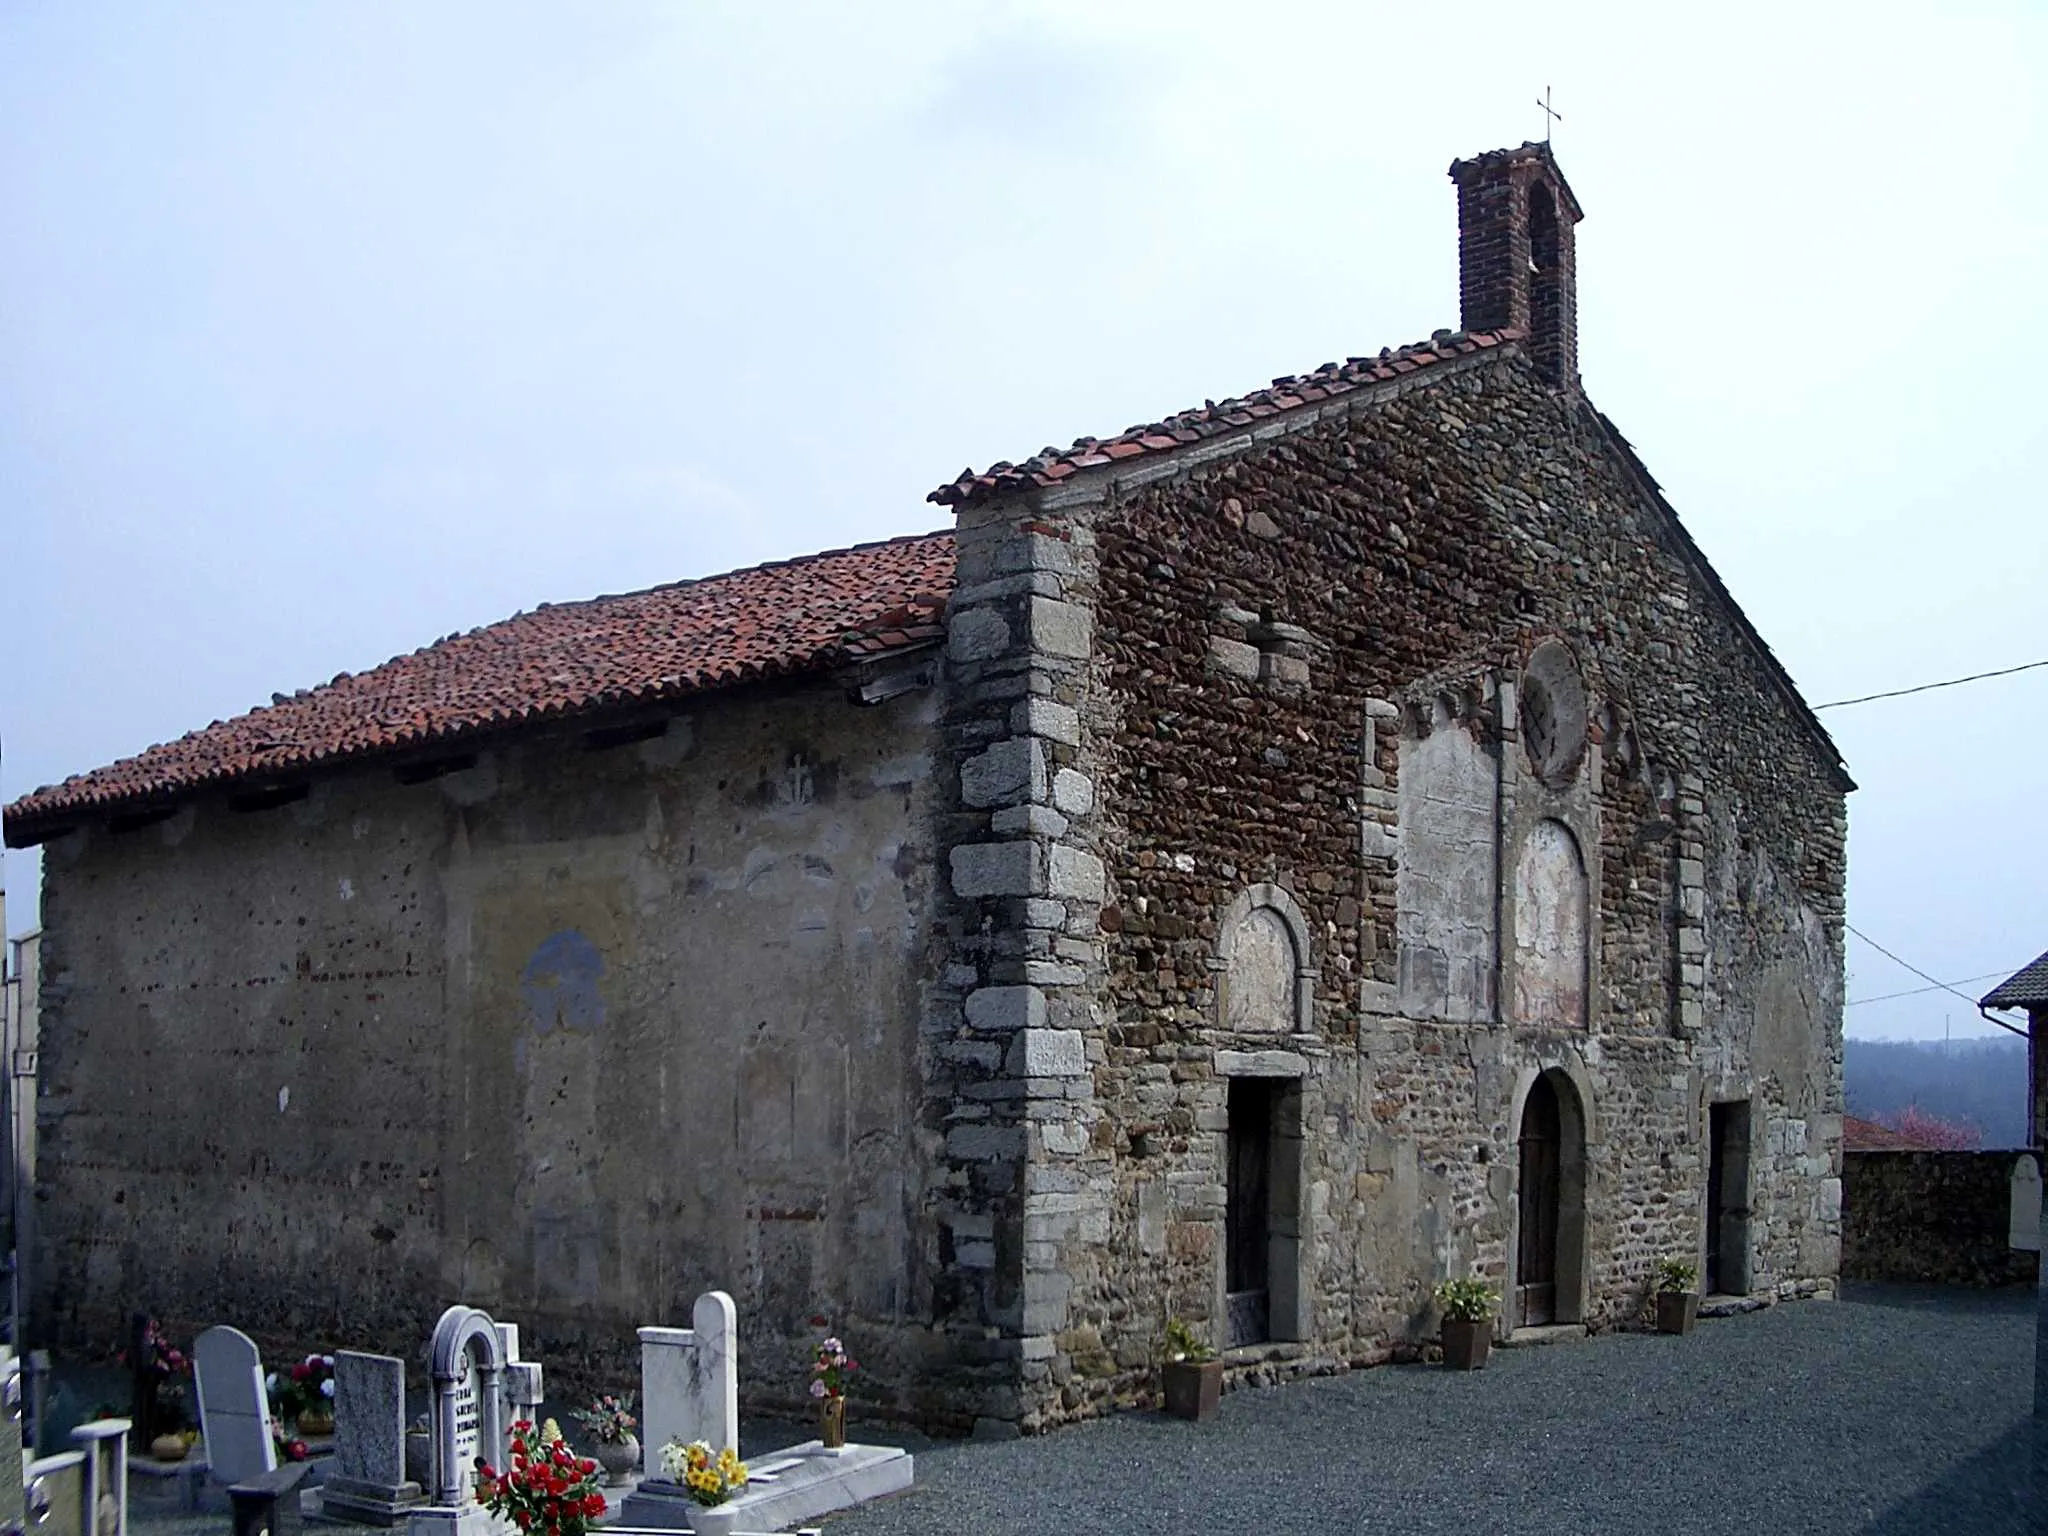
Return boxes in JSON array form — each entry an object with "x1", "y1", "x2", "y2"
[
  {"x1": 821, "y1": 1284, "x2": 2033, "y2": 1536},
  {"x1": 122, "y1": 1283, "x2": 2033, "y2": 1536}
]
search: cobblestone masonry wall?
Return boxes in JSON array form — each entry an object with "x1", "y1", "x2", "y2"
[
  {"x1": 968, "y1": 346, "x2": 1848, "y2": 1430},
  {"x1": 1841, "y1": 1151, "x2": 2039, "y2": 1287}
]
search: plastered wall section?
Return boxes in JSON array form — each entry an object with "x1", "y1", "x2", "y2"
[
  {"x1": 32, "y1": 677, "x2": 947, "y2": 1414},
  {"x1": 993, "y1": 347, "x2": 1847, "y2": 1427}
]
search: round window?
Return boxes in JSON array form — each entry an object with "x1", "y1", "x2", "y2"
[{"x1": 1519, "y1": 640, "x2": 1588, "y2": 787}]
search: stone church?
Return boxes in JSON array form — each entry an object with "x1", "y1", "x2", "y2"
[{"x1": 6, "y1": 143, "x2": 1849, "y2": 1434}]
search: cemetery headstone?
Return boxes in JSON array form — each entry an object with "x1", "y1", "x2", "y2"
[
  {"x1": 2009, "y1": 1154, "x2": 2041, "y2": 1252},
  {"x1": 2, "y1": 1349, "x2": 26, "y2": 1531},
  {"x1": 307, "y1": 1352, "x2": 421, "y2": 1526},
  {"x1": 125, "y1": 1314, "x2": 162, "y2": 1452},
  {"x1": 639, "y1": 1291, "x2": 738, "y2": 1460},
  {"x1": 71, "y1": 1420, "x2": 131, "y2": 1536},
  {"x1": 491, "y1": 1326, "x2": 544, "y2": 1430},
  {"x1": 193, "y1": 1328, "x2": 277, "y2": 1488},
  {"x1": 620, "y1": 1289, "x2": 914, "y2": 1532},
  {"x1": 405, "y1": 1307, "x2": 508, "y2": 1536}
]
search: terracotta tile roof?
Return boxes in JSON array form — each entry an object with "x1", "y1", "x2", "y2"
[
  {"x1": 1843, "y1": 1114, "x2": 1927, "y2": 1151},
  {"x1": 928, "y1": 328, "x2": 1521, "y2": 506},
  {"x1": 3, "y1": 531, "x2": 954, "y2": 847},
  {"x1": 1983, "y1": 951, "x2": 2048, "y2": 1011}
]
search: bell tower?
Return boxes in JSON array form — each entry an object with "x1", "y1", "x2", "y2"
[{"x1": 1448, "y1": 143, "x2": 1584, "y2": 389}]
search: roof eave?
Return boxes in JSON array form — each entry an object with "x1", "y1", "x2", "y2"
[{"x1": 1, "y1": 637, "x2": 943, "y2": 848}]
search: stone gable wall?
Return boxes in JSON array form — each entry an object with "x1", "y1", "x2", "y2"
[{"x1": 1000, "y1": 349, "x2": 1846, "y2": 1427}]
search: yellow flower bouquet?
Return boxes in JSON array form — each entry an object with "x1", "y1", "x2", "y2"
[{"x1": 657, "y1": 1438, "x2": 748, "y2": 1508}]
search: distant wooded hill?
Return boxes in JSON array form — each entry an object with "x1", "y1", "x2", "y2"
[{"x1": 1844, "y1": 1035, "x2": 2029, "y2": 1149}]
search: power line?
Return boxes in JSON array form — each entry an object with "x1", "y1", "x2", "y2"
[
  {"x1": 1845, "y1": 968, "x2": 2020, "y2": 1008},
  {"x1": 1814, "y1": 657, "x2": 2048, "y2": 711},
  {"x1": 1846, "y1": 924, "x2": 2025, "y2": 1036}
]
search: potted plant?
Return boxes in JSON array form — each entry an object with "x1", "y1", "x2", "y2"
[
  {"x1": 658, "y1": 1438, "x2": 749, "y2": 1536},
  {"x1": 478, "y1": 1419, "x2": 608, "y2": 1536},
  {"x1": 277, "y1": 1354, "x2": 337, "y2": 1436},
  {"x1": 1434, "y1": 1277, "x2": 1499, "y2": 1370},
  {"x1": 572, "y1": 1392, "x2": 640, "y2": 1485},
  {"x1": 149, "y1": 1375, "x2": 194, "y2": 1461},
  {"x1": 1654, "y1": 1258, "x2": 1700, "y2": 1335},
  {"x1": 808, "y1": 1336, "x2": 858, "y2": 1450},
  {"x1": 1159, "y1": 1318, "x2": 1223, "y2": 1421}
]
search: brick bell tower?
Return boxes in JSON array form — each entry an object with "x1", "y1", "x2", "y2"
[{"x1": 1449, "y1": 143, "x2": 1585, "y2": 389}]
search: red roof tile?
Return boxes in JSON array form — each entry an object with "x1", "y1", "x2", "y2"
[
  {"x1": 1843, "y1": 1115, "x2": 1927, "y2": 1151},
  {"x1": 928, "y1": 329, "x2": 1520, "y2": 506},
  {"x1": 4, "y1": 531, "x2": 955, "y2": 846}
]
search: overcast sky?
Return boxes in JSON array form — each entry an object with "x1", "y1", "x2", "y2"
[{"x1": 3, "y1": 2, "x2": 2042, "y2": 1040}]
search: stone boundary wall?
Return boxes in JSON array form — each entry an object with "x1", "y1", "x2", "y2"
[{"x1": 1841, "y1": 1150, "x2": 2038, "y2": 1287}]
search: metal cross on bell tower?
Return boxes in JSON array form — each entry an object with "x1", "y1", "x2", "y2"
[{"x1": 1536, "y1": 86, "x2": 1562, "y2": 142}]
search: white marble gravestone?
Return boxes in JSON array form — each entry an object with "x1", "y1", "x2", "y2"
[
  {"x1": 306, "y1": 1351, "x2": 421, "y2": 1526},
  {"x1": 647, "y1": 1292, "x2": 738, "y2": 1457},
  {"x1": 406, "y1": 1307, "x2": 509, "y2": 1536},
  {"x1": 2010, "y1": 1155, "x2": 2041, "y2": 1252},
  {"x1": 619, "y1": 1292, "x2": 912, "y2": 1532},
  {"x1": 192, "y1": 1326, "x2": 277, "y2": 1488},
  {"x1": 492, "y1": 1325, "x2": 544, "y2": 1431}
]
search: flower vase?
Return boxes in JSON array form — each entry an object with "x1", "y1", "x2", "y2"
[
  {"x1": 819, "y1": 1396, "x2": 846, "y2": 1450},
  {"x1": 595, "y1": 1433, "x2": 640, "y2": 1486},
  {"x1": 684, "y1": 1503, "x2": 740, "y2": 1536},
  {"x1": 296, "y1": 1407, "x2": 335, "y2": 1438}
]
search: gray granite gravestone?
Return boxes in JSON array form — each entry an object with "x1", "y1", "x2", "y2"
[
  {"x1": 193, "y1": 1327, "x2": 277, "y2": 1489},
  {"x1": 305, "y1": 1352, "x2": 421, "y2": 1525}
]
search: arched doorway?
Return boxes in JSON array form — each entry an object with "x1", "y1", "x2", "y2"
[{"x1": 1515, "y1": 1069, "x2": 1589, "y2": 1329}]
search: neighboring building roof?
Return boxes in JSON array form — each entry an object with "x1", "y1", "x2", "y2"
[
  {"x1": 3, "y1": 532, "x2": 954, "y2": 847},
  {"x1": 1843, "y1": 1114, "x2": 1927, "y2": 1151},
  {"x1": 1983, "y1": 951, "x2": 2048, "y2": 1011},
  {"x1": 929, "y1": 329, "x2": 1519, "y2": 506}
]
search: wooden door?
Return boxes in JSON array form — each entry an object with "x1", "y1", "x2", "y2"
[
  {"x1": 1707, "y1": 1100, "x2": 1751, "y2": 1295},
  {"x1": 1225, "y1": 1079, "x2": 1274, "y2": 1347},
  {"x1": 1706, "y1": 1103, "x2": 1728, "y2": 1294},
  {"x1": 1517, "y1": 1076, "x2": 1561, "y2": 1327}
]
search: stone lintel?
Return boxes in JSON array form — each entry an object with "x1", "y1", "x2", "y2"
[{"x1": 1215, "y1": 1048, "x2": 1312, "y2": 1078}]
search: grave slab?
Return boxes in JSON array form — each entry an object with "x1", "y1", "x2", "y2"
[{"x1": 614, "y1": 1442, "x2": 912, "y2": 1533}]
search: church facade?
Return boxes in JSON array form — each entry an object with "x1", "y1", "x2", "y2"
[{"x1": 8, "y1": 144, "x2": 1849, "y2": 1434}]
